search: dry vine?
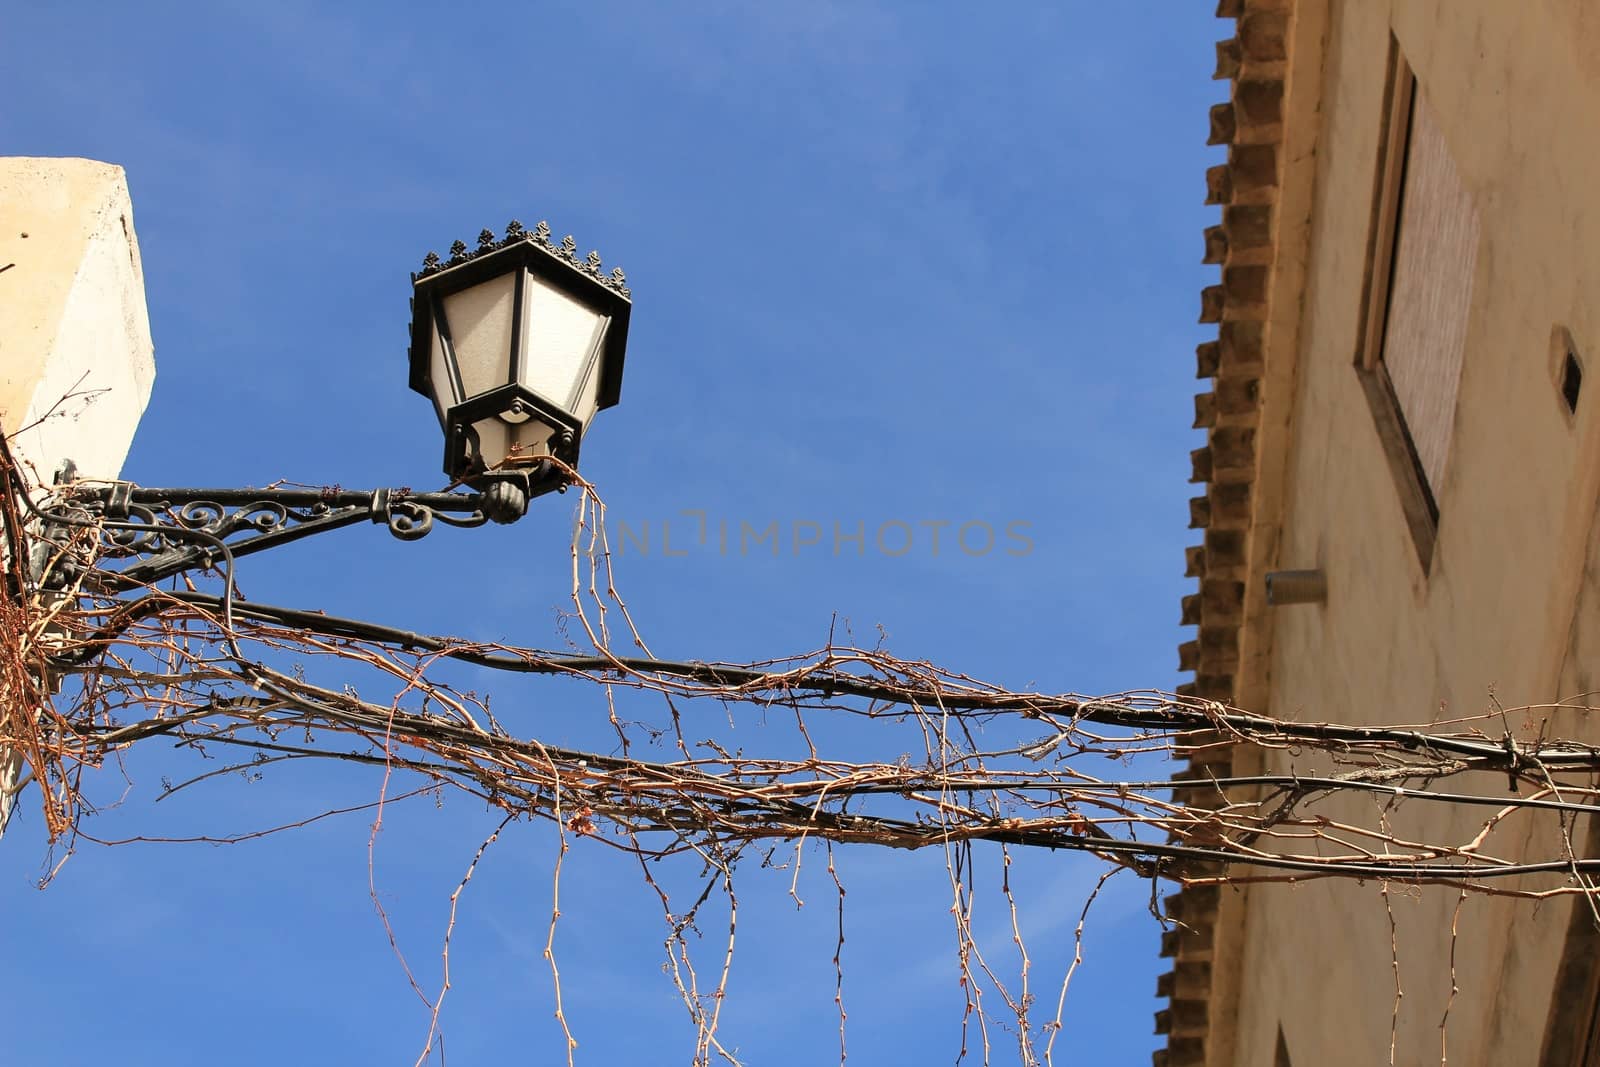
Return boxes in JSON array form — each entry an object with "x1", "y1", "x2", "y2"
[{"x1": 3, "y1": 433, "x2": 1599, "y2": 1064}]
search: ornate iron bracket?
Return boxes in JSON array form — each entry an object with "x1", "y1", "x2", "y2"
[{"x1": 35, "y1": 467, "x2": 558, "y2": 590}]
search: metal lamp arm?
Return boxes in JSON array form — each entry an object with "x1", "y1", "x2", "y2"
[{"x1": 36, "y1": 480, "x2": 532, "y2": 589}]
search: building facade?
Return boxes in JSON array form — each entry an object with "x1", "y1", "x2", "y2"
[{"x1": 1163, "y1": 2, "x2": 1600, "y2": 1063}]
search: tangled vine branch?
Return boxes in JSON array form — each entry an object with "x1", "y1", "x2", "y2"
[{"x1": 3, "y1": 432, "x2": 1597, "y2": 1065}]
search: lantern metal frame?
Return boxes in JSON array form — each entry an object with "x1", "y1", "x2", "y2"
[{"x1": 408, "y1": 220, "x2": 632, "y2": 485}]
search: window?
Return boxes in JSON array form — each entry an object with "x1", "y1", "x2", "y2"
[
  {"x1": 1556, "y1": 326, "x2": 1584, "y2": 417},
  {"x1": 1355, "y1": 43, "x2": 1481, "y2": 570}
]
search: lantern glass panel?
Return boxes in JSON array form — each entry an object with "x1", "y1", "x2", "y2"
[
  {"x1": 520, "y1": 274, "x2": 608, "y2": 419},
  {"x1": 427, "y1": 316, "x2": 457, "y2": 423},
  {"x1": 471, "y1": 414, "x2": 555, "y2": 471},
  {"x1": 442, "y1": 272, "x2": 518, "y2": 399}
]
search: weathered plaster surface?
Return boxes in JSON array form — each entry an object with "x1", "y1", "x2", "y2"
[{"x1": 0, "y1": 157, "x2": 155, "y2": 481}]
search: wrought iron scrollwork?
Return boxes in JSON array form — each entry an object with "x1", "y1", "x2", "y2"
[
  {"x1": 381, "y1": 494, "x2": 489, "y2": 541},
  {"x1": 36, "y1": 482, "x2": 499, "y2": 589}
]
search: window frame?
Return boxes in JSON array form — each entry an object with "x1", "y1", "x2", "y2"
[{"x1": 1353, "y1": 42, "x2": 1450, "y2": 571}]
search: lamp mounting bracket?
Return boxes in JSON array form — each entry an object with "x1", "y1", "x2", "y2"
[{"x1": 33, "y1": 475, "x2": 555, "y2": 590}]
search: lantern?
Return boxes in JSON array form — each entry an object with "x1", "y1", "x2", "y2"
[{"x1": 409, "y1": 220, "x2": 632, "y2": 487}]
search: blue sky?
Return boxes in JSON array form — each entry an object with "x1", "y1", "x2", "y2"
[{"x1": 4, "y1": 4, "x2": 1220, "y2": 1062}]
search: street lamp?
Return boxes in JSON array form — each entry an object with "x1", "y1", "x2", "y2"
[
  {"x1": 31, "y1": 217, "x2": 632, "y2": 590},
  {"x1": 409, "y1": 220, "x2": 632, "y2": 499}
]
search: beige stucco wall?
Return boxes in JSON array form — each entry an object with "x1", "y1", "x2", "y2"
[
  {"x1": 0, "y1": 157, "x2": 155, "y2": 481},
  {"x1": 1224, "y1": 2, "x2": 1600, "y2": 1063},
  {"x1": 0, "y1": 157, "x2": 155, "y2": 835}
]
